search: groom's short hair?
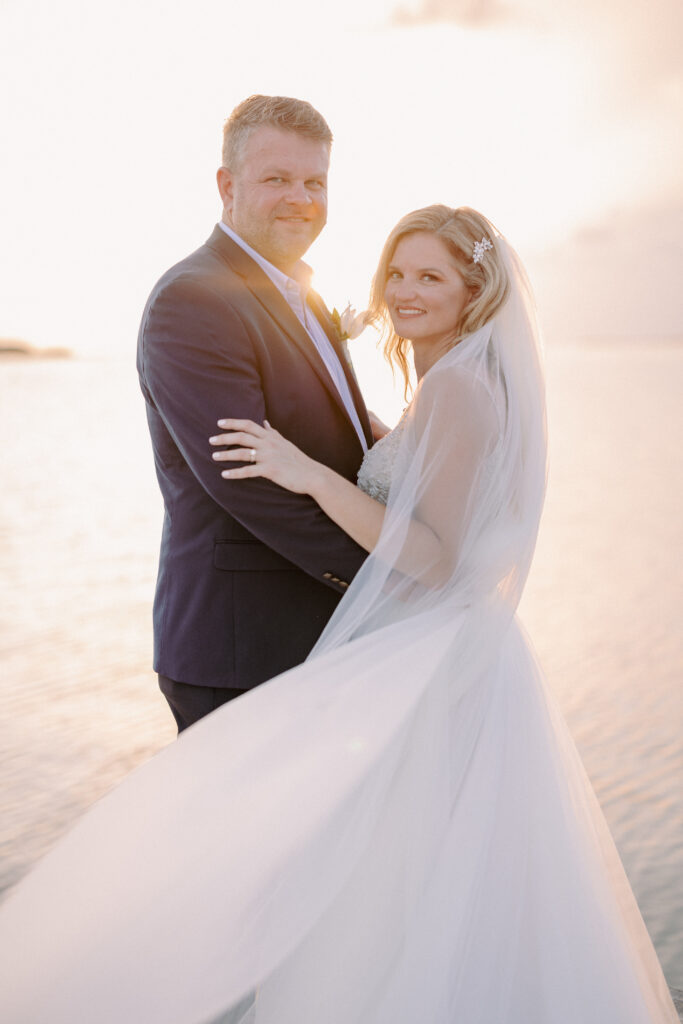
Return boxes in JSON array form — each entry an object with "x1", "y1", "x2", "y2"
[{"x1": 222, "y1": 95, "x2": 333, "y2": 171}]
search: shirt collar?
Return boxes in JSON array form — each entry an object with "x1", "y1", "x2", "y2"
[{"x1": 218, "y1": 221, "x2": 313, "y2": 298}]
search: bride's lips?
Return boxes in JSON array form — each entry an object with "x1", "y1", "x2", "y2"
[{"x1": 394, "y1": 306, "x2": 426, "y2": 317}]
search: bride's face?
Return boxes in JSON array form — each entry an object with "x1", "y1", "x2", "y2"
[{"x1": 384, "y1": 233, "x2": 471, "y2": 348}]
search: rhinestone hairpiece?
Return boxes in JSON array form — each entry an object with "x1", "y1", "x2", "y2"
[{"x1": 472, "y1": 236, "x2": 493, "y2": 264}]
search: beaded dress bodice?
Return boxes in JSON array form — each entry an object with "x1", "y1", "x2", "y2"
[{"x1": 357, "y1": 416, "x2": 408, "y2": 505}]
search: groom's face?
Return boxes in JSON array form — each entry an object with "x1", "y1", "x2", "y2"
[{"x1": 218, "y1": 125, "x2": 329, "y2": 274}]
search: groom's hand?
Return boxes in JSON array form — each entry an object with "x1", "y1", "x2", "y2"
[{"x1": 368, "y1": 411, "x2": 391, "y2": 442}]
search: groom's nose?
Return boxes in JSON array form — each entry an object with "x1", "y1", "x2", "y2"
[{"x1": 283, "y1": 180, "x2": 313, "y2": 205}]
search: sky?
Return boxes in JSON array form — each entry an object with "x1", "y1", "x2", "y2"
[{"x1": 1, "y1": 0, "x2": 682, "y2": 395}]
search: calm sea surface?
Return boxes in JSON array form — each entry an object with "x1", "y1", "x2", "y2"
[{"x1": 1, "y1": 344, "x2": 682, "y2": 986}]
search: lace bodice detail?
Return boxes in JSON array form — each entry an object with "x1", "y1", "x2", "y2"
[
  {"x1": 357, "y1": 416, "x2": 408, "y2": 505},
  {"x1": 358, "y1": 403, "x2": 503, "y2": 509}
]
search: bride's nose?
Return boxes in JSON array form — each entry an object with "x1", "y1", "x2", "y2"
[{"x1": 393, "y1": 279, "x2": 418, "y2": 302}]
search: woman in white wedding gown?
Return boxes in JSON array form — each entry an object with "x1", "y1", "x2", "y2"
[{"x1": 0, "y1": 206, "x2": 677, "y2": 1024}]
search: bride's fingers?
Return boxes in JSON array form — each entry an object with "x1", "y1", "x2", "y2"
[
  {"x1": 221, "y1": 464, "x2": 265, "y2": 479},
  {"x1": 211, "y1": 447, "x2": 259, "y2": 463},
  {"x1": 215, "y1": 417, "x2": 267, "y2": 435},
  {"x1": 208, "y1": 430, "x2": 258, "y2": 447}
]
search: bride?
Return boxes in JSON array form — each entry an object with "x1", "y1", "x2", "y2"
[{"x1": 0, "y1": 206, "x2": 677, "y2": 1024}]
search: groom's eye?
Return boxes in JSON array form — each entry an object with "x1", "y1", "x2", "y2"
[{"x1": 265, "y1": 176, "x2": 286, "y2": 184}]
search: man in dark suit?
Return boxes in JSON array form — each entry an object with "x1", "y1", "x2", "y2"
[{"x1": 137, "y1": 95, "x2": 374, "y2": 731}]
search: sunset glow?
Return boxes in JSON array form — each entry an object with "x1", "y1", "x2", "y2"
[
  {"x1": 1, "y1": 0, "x2": 682, "y2": 988},
  {"x1": 1, "y1": 0, "x2": 681, "y2": 412}
]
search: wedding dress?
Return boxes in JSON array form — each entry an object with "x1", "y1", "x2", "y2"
[{"x1": 0, "y1": 242, "x2": 678, "y2": 1024}]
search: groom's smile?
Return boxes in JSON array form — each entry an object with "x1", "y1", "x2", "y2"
[{"x1": 217, "y1": 124, "x2": 329, "y2": 276}]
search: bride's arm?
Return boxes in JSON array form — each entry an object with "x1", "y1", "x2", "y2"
[
  {"x1": 210, "y1": 364, "x2": 499, "y2": 584},
  {"x1": 209, "y1": 419, "x2": 386, "y2": 553}
]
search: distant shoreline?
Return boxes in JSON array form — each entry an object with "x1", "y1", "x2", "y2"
[
  {"x1": 0, "y1": 339, "x2": 72, "y2": 360},
  {"x1": 2, "y1": 335, "x2": 681, "y2": 363}
]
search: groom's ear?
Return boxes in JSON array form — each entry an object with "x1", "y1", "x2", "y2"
[{"x1": 216, "y1": 166, "x2": 234, "y2": 215}]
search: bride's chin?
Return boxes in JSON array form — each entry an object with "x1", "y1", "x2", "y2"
[{"x1": 389, "y1": 322, "x2": 417, "y2": 343}]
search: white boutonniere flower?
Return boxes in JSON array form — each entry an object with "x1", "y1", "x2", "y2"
[{"x1": 331, "y1": 303, "x2": 370, "y2": 342}]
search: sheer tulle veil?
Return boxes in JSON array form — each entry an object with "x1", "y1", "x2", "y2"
[
  {"x1": 0, "y1": 230, "x2": 677, "y2": 1023},
  {"x1": 312, "y1": 231, "x2": 548, "y2": 659}
]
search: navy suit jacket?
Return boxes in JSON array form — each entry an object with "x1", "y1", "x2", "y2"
[{"x1": 137, "y1": 225, "x2": 373, "y2": 689}]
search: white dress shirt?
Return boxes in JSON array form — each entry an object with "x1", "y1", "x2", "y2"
[{"x1": 218, "y1": 221, "x2": 367, "y2": 452}]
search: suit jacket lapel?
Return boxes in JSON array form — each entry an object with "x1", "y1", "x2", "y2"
[{"x1": 206, "y1": 226, "x2": 373, "y2": 448}]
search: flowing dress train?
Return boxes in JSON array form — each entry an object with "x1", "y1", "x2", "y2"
[{"x1": 0, "y1": 241, "x2": 677, "y2": 1023}]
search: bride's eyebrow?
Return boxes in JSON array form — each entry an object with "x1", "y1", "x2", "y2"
[{"x1": 388, "y1": 265, "x2": 444, "y2": 274}]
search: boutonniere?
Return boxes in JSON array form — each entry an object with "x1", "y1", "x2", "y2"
[{"x1": 331, "y1": 303, "x2": 370, "y2": 342}]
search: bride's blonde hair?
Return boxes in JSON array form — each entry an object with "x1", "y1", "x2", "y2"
[{"x1": 369, "y1": 205, "x2": 510, "y2": 397}]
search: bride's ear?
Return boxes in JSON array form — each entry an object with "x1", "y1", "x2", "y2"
[{"x1": 461, "y1": 285, "x2": 478, "y2": 316}]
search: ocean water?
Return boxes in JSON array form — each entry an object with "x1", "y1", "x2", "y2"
[{"x1": 0, "y1": 343, "x2": 681, "y2": 986}]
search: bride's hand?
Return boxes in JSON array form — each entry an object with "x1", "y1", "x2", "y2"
[{"x1": 209, "y1": 419, "x2": 322, "y2": 495}]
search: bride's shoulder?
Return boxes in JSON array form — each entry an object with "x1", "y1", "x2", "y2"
[{"x1": 413, "y1": 361, "x2": 500, "y2": 437}]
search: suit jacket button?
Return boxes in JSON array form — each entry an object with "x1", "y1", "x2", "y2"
[
  {"x1": 323, "y1": 572, "x2": 333, "y2": 579},
  {"x1": 339, "y1": 581, "x2": 349, "y2": 588}
]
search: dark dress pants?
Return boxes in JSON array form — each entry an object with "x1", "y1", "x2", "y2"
[{"x1": 158, "y1": 675, "x2": 245, "y2": 733}]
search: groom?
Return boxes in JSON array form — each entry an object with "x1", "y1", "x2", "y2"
[{"x1": 137, "y1": 95, "x2": 373, "y2": 732}]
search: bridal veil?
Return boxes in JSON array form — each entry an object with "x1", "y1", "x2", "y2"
[{"x1": 0, "y1": 236, "x2": 677, "y2": 1023}]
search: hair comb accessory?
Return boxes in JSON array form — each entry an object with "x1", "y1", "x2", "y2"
[{"x1": 472, "y1": 236, "x2": 493, "y2": 264}]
